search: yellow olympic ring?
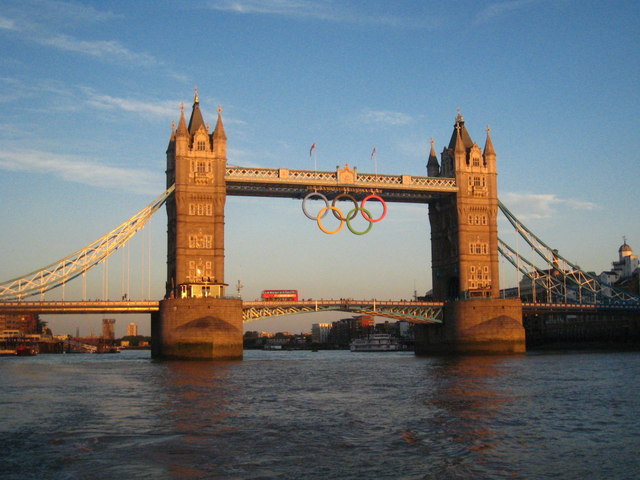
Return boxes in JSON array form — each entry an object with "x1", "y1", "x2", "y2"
[{"x1": 316, "y1": 206, "x2": 345, "y2": 234}]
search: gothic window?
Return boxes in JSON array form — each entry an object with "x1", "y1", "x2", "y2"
[
  {"x1": 188, "y1": 202, "x2": 213, "y2": 215},
  {"x1": 468, "y1": 215, "x2": 473, "y2": 225},
  {"x1": 188, "y1": 233, "x2": 213, "y2": 249},
  {"x1": 469, "y1": 241, "x2": 488, "y2": 255},
  {"x1": 197, "y1": 161, "x2": 206, "y2": 173},
  {"x1": 197, "y1": 141, "x2": 206, "y2": 151},
  {"x1": 481, "y1": 215, "x2": 487, "y2": 225}
]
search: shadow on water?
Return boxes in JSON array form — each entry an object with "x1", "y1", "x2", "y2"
[{"x1": 400, "y1": 355, "x2": 527, "y2": 479}]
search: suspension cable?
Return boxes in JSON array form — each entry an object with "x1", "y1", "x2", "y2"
[{"x1": 0, "y1": 185, "x2": 174, "y2": 301}]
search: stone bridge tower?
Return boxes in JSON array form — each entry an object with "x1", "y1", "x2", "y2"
[
  {"x1": 419, "y1": 112, "x2": 525, "y2": 354},
  {"x1": 152, "y1": 92, "x2": 242, "y2": 360},
  {"x1": 428, "y1": 112, "x2": 500, "y2": 300},
  {"x1": 165, "y1": 92, "x2": 227, "y2": 299}
]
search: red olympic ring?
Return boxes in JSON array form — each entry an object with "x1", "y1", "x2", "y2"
[{"x1": 361, "y1": 194, "x2": 387, "y2": 223}]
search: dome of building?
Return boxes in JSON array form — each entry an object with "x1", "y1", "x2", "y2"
[{"x1": 619, "y1": 241, "x2": 633, "y2": 255}]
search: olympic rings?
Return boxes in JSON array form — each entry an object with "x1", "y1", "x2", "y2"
[
  {"x1": 361, "y1": 194, "x2": 387, "y2": 222},
  {"x1": 302, "y1": 192, "x2": 388, "y2": 235}
]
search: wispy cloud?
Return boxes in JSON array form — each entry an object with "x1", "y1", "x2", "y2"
[
  {"x1": 360, "y1": 109, "x2": 413, "y2": 126},
  {"x1": 84, "y1": 91, "x2": 178, "y2": 118},
  {"x1": 0, "y1": 149, "x2": 161, "y2": 195},
  {"x1": 13, "y1": 0, "x2": 119, "y2": 24},
  {"x1": 501, "y1": 192, "x2": 598, "y2": 220},
  {"x1": 37, "y1": 34, "x2": 160, "y2": 66},
  {"x1": 1, "y1": 1, "x2": 160, "y2": 67},
  {"x1": 0, "y1": 15, "x2": 18, "y2": 30},
  {"x1": 0, "y1": 78, "x2": 181, "y2": 120},
  {"x1": 205, "y1": 0, "x2": 438, "y2": 28},
  {"x1": 474, "y1": 0, "x2": 537, "y2": 25}
]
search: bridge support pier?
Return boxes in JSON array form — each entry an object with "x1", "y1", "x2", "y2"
[
  {"x1": 414, "y1": 298, "x2": 525, "y2": 355},
  {"x1": 151, "y1": 297, "x2": 243, "y2": 360}
]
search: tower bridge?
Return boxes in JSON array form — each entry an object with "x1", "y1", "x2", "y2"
[{"x1": 2, "y1": 92, "x2": 639, "y2": 359}]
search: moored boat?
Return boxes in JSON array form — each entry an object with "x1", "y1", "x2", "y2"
[{"x1": 350, "y1": 334, "x2": 402, "y2": 352}]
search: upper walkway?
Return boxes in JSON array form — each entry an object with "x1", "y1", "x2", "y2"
[{"x1": 225, "y1": 165, "x2": 457, "y2": 203}]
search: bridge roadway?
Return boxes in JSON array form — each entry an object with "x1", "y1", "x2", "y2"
[
  {"x1": 0, "y1": 299, "x2": 640, "y2": 323},
  {"x1": 0, "y1": 299, "x2": 445, "y2": 323},
  {"x1": 0, "y1": 300, "x2": 637, "y2": 321}
]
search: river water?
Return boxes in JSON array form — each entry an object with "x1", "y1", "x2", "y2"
[{"x1": 1, "y1": 349, "x2": 639, "y2": 480}]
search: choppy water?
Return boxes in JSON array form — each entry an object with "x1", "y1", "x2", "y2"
[{"x1": 1, "y1": 349, "x2": 639, "y2": 480}]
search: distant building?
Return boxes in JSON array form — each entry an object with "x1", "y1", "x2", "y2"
[
  {"x1": 311, "y1": 323, "x2": 332, "y2": 344},
  {"x1": 327, "y1": 315, "x2": 375, "y2": 347},
  {"x1": 127, "y1": 322, "x2": 138, "y2": 337},
  {"x1": 0, "y1": 313, "x2": 39, "y2": 336},
  {"x1": 610, "y1": 239, "x2": 638, "y2": 281},
  {"x1": 602, "y1": 239, "x2": 640, "y2": 295},
  {"x1": 102, "y1": 318, "x2": 115, "y2": 341}
]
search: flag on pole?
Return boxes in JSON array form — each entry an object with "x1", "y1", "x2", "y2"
[
  {"x1": 371, "y1": 146, "x2": 378, "y2": 174},
  {"x1": 309, "y1": 143, "x2": 316, "y2": 157}
]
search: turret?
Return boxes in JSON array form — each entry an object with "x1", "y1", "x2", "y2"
[
  {"x1": 427, "y1": 138, "x2": 440, "y2": 177},
  {"x1": 188, "y1": 89, "x2": 206, "y2": 136},
  {"x1": 454, "y1": 122, "x2": 466, "y2": 171},
  {"x1": 212, "y1": 107, "x2": 227, "y2": 158},
  {"x1": 175, "y1": 104, "x2": 189, "y2": 155},
  {"x1": 483, "y1": 126, "x2": 496, "y2": 171}
]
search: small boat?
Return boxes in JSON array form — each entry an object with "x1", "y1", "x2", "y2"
[
  {"x1": 350, "y1": 334, "x2": 402, "y2": 352},
  {"x1": 16, "y1": 345, "x2": 38, "y2": 356}
]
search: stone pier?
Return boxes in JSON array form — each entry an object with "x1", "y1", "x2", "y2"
[
  {"x1": 151, "y1": 297, "x2": 243, "y2": 360},
  {"x1": 414, "y1": 298, "x2": 525, "y2": 354}
]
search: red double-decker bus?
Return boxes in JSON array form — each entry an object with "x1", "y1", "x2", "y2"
[{"x1": 261, "y1": 290, "x2": 299, "y2": 301}]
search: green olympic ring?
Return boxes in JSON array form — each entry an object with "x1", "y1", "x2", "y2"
[
  {"x1": 345, "y1": 207, "x2": 373, "y2": 235},
  {"x1": 302, "y1": 192, "x2": 387, "y2": 235}
]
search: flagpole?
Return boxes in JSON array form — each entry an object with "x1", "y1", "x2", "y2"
[
  {"x1": 310, "y1": 143, "x2": 317, "y2": 171},
  {"x1": 371, "y1": 146, "x2": 377, "y2": 175}
]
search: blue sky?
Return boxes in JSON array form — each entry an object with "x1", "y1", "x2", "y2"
[{"x1": 1, "y1": 0, "x2": 638, "y2": 336}]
